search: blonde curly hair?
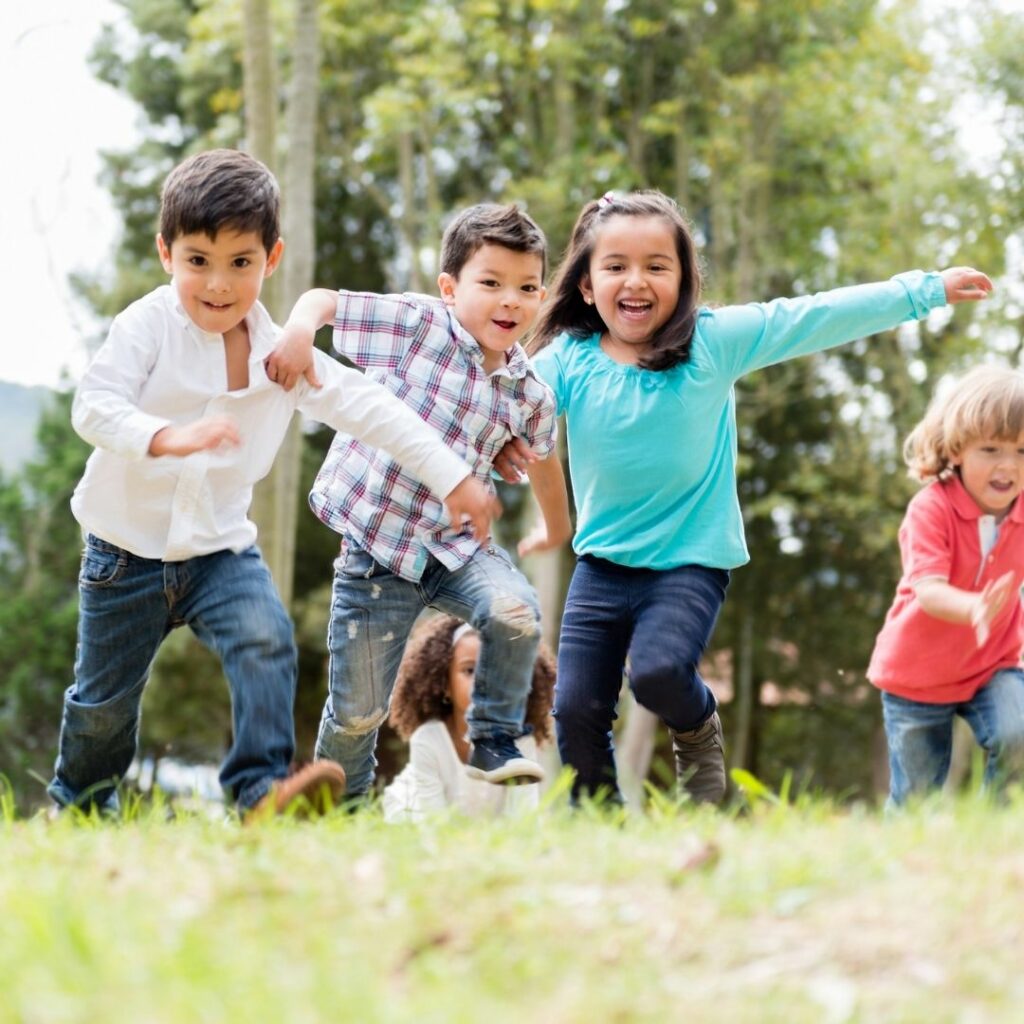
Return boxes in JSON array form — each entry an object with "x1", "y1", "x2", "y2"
[{"x1": 904, "y1": 365, "x2": 1024, "y2": 482}]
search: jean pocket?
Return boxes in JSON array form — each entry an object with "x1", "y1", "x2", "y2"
[
  {"x1": 338, "y1": 543, "x2": 379, "y2": 580},
  {"x1": 79, "y1": 538, "x2": 128, "y2": 588}
]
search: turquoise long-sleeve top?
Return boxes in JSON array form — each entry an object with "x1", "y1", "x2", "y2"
[{"x1": 530, "y1": 270, "x2": 947, "y2": 570}]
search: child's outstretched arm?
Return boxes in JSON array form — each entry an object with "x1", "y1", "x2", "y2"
[
  {"x1": 914, "y1": 571, "x2": 1016, "y2": 647},
  {"x1": 265, "y1": 288, "x2": 338, "y2": 391},
  {"x1": 518, "y1": 453, "x2": 573, "y2": 557},
  {"x1": 714, "y1": 266, "x2": 994, "y2": 381}
]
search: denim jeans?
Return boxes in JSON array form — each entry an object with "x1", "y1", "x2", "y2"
[
  {"x1": 555, "y1": 555, "x2": 729, "y2": 800},
  {"x1": 315, "y1": 541, "x2": 541, "y2": 795},
  {"x1": 48, "y1": 535, "x2": 297, "y2": 812},
  {"x1": 881, "y1": 668, "x2": 1024, "y2": 806}
]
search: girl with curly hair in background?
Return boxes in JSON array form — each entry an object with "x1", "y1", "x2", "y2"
[{"x1": 383, "y1": 616, "x2": 555, "y2": 821}]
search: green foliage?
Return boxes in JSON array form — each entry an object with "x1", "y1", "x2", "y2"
[{"x1": 0, "y1": 393, "x2": 90, "y2": 808}]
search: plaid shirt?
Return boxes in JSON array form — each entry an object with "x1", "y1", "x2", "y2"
[{"x1": 309, "y1": 290, "x2": 557, "y2": 581}]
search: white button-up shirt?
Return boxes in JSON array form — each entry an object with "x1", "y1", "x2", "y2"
[{"x1": 71, "y1": 284, "x2": 470, "y2": 561}]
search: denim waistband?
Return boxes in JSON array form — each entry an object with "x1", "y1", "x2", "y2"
[{"x1": 578, "y1": 553, "x2": 729, "y2": 584}]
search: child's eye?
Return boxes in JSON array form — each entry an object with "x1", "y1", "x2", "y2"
[
  {"x1": 188, "y1": 256, "x2": 208, "y2": 267},
  {"x1": 480, "y1": 278, "x2": 500, "y2": 288},
  {"x1": 232, "y1": 258, "x2": 252, "y2": 269},
  {"x1": 521, "y1": 284, "x2": 539, "y2": 293}
]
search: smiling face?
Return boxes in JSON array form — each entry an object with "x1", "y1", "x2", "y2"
[
  {"x1": 157, "y1": 228, "x2": 282, "y2": 336},
  {"x1": 579, "y1": 214, "x2": 683, "y2": 364},
  {"x1": 954, "y1": 434, "x2": 1024, "y2": 517},
  {"x1": 437, "y1": 244, "x2": 546, "y2": 373}
]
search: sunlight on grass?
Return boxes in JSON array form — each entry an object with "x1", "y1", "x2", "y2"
[{"x1": 4, "y1": 792, "x2": 1024, "y2": 1022}]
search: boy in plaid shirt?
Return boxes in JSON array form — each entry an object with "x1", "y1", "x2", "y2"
[{"x1": 270, "y1": 204, "x2": 571, "y2": 795}]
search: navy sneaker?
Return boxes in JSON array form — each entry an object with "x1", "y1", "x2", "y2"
[{"x1": 466, "y1": 733, "x2": 545, "y2": 784}]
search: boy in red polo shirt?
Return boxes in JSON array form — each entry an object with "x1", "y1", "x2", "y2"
[{"x1": 869, "y1": 365, "x2": 1024, "y2": 805}]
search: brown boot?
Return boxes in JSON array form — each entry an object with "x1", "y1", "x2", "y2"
[
  {"x1": 671, "y1": 711, "x2": 726, "y2": 806},
  {"x1": 248, "y1": 760, "x2": 347, "y2": 820}
]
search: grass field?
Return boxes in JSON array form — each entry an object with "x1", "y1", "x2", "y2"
[{"x1": 3, "y1": 778, "x2": 1024, "y2": 1024}]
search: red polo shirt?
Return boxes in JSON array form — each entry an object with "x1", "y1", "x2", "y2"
[{"x1": 868, "y1": 475, "x2": 1024, "y2": 703}]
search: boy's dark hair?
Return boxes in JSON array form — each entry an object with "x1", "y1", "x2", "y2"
[
  {"x1": 159, "y1": 149, "x2": 280, "y2": 255},
  {"x1": 389, "y1": 615, "x2": 555, "y2": 744},
  {"x1": 528, "y1": 190, "x2": 703, "y2": 373},
  {"x1": 439, "y1": 203, "x2": 547, "y2": 279}
]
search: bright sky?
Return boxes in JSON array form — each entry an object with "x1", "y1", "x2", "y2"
[{"x1": 0, "y1": 1, "x2": 136, "y2": 390}]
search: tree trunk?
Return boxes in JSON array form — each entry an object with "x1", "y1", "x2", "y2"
[
  {"x1": 397, "y1": 130, "x2": 424, "y2": 292},
  {"x1": 243, "y1": 0, "x2": 320, "y2": 608}
]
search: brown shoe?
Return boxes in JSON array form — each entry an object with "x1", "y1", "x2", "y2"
[
  {"x1": 671, "y1": 711, "x2": 726, "y2": 806},
  {"x1": 249, "y1": 760, "x2": 347, "y2": 820}
]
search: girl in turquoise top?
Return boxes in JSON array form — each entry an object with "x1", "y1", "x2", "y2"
[{"x1": 521, "y1": 189, "x2": 992, "y2": 804}]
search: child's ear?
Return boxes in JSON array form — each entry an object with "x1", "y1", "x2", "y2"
[
  {"x1": 264, "y1": 237, "x2": 285, "y2": 277},
  {"x1": 156, "y1": 233, "x2": 173, "y2": 274},
  {"x1": 578, "y1": 274, "x2": 594, "y2": 306},
  {"x1": 437, "y1": 272, "x2": 457, "y2": 307}
]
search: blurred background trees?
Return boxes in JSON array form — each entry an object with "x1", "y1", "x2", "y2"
[{"x1": 3, "y1": 0, "x2": 1022, "y2": 808}]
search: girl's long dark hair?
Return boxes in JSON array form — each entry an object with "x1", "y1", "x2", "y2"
[{"x1": 528, "y1": 190, "x2": 703, "y2": 372}]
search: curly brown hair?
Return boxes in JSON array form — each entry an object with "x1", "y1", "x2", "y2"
[{"x1": 388, "y1": 614, "x2": 555, "y2": 744}]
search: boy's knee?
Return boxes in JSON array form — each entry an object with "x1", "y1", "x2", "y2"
[
  {"x1": 485, "y1": 593, "x2": 541, "y2": 638},
  {"x1": 334, "y1": 706, "x2": 389, "y2": 737}
]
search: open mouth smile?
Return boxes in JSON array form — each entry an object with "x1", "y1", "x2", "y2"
[{"x1": 618, "y1": 300, "x2": 652, "y2": 318}]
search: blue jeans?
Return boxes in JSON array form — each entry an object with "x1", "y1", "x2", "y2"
[
  {"x1": 315, "y1": 541, "x2": 541, "y2": 795},
  {"x1": 48, "y1": 535, "x2": 297, "y2": 812},
  {"x1": 881, "y1": 668, "x2": 1024, "y2": 806},
  {"x1": 555, "y1": 555, "x2": 729, "y2": 800}
]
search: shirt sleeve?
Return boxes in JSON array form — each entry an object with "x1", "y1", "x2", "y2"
[
  {"x1": 517, "y1": 382, "x2": 558, "y2": 458},
  {"x1": 71, "y1": 305, "x2": 173, "y2": 459},
  {"x1": 702, "y1": 271, "x2": 948, "y2": 382},
  {"x1": 332, "y1": 290, "x2": 427, "y2": 370},
  {"x1": 296, "y1": 350, "x2": 470, "y2": 500},
  {"x1": 899, "y1": 487, "x2": 953, "y2": 585},
  {"x1": 529, "y1": 339, "x2": 568, "y2": 416}
]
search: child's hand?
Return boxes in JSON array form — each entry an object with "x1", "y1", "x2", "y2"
[
  {"x1": 970, "y1": 571, "x2": 1015, "y2": 646},
  {"x1": 265, "y1": 323, "x2": 322, "y2": 392},
  {"x1": 941, "y1": 267, "x2": 993, "y2": 304},
  {"x1": 493, "y1": 437, "x2": 540, "y2": 484},
  {"x1": 444, "y1": 476, "x2": 502, "y2": 543},
  {"x1": 149, "y1": 415, "x2": 241, "y2": 457},
  {"x1": 517, "y1": 520, "x2": 567, "y2": 557}
]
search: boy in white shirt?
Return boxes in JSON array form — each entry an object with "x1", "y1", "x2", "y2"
[{"x1": 48, "y1": 149, "x2": 494, "y2": 817}]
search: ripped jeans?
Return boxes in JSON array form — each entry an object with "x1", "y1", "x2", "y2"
[{"x1": 315, "y1": 540, "x2": 542, "y2": 795}]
